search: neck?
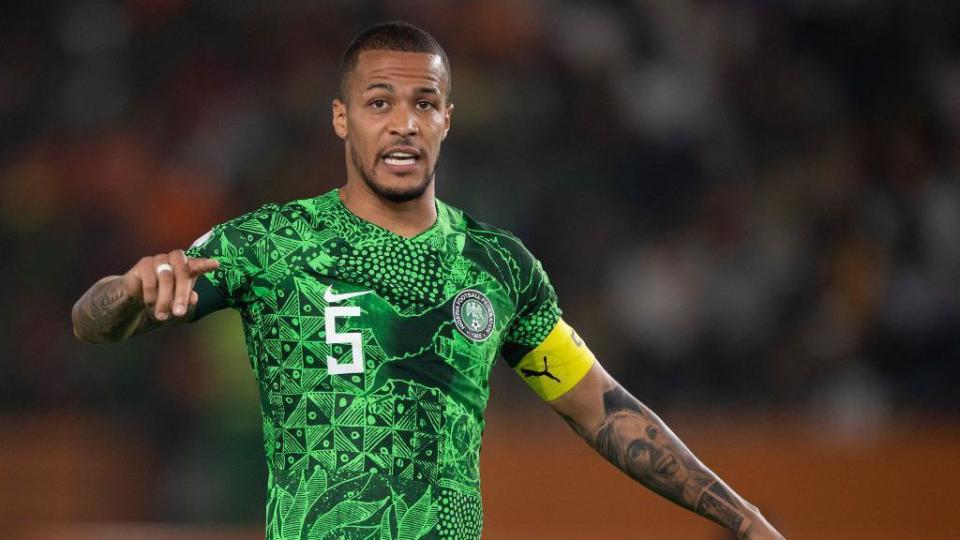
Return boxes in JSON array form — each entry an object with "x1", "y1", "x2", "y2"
[{"x1": 338, "y1": 178, "x2": 438, "y2": 239}]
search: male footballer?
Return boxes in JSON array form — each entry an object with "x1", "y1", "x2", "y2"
[{"x1": 73, "y1": 22, "x2": 785, "y2": 540}]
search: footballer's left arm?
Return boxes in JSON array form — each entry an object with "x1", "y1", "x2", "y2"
[
  {"x1": 512, "y1": 319, "x2": 784, "y2": 540},
  {"x1": 550, "y1": 362, "x2": 783, "y2": 539}
]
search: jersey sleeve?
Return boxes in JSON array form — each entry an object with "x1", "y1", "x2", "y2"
[
  {"x1": 501, "y1": 254, "x2": 562, "y2": 360},
  {"x1": 500, "y1": 244, "x2": 596, "y2": 401},
  {"x1": 184, "y1": 204, "x2": 276, "y2": 318}
]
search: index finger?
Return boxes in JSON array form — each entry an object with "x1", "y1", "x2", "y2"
[{"x1": 187, "y1": 257, "x2": 220, "y2": 276}]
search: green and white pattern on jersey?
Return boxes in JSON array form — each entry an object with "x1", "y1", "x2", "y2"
[{"x1": 185, "y1": 188, "x2": 561, "y2": 540}]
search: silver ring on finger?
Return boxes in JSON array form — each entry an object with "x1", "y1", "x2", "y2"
[{"x1": 156, "y1": 263, "x2": 174, "y2": 274}]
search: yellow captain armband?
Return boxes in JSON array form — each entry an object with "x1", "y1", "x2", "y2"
[{"x1": 513, "y1": 318, "x2": 597, "y2": 401}]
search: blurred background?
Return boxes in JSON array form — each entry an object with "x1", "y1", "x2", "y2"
[{"x1": 2, "y1": 0, "x2": 960, "y2": 538}]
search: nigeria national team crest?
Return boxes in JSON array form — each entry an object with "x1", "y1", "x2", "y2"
[{"x1": 452, "y1": 289, "x2": 495, "y2": 341}]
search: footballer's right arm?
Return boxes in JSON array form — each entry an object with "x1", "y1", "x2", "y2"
[{"x1": 72, "y1": 249, "x2": 218, "y2": 343}]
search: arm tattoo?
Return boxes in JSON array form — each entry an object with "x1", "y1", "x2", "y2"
[
  {"x1": 556, "y1": 410, "x2": 591, "y2": 441},
  {"x1": 72, "y1": 276, "x2": 155, "y2": 343},
  {"x1": 578, "y1": 385, "x2": 753, "y2": 536}
]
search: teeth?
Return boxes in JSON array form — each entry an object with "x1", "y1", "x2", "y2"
[
  {"x1": 385, "y1": 157, "x2": 416, "y2": 166},
  {"x1": 386, "y1": 152, "x2": 415, "y2": 158}
]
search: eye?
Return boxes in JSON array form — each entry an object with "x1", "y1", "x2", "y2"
[
  {"x1": 627, "y1": 440, "x2": 647, "y2": 462},
  {"x1": 416, "y1": 100, "x2": 435, "y2": 110},
  {"x1": 369, "y1": 99, "x2": 388, "y2": 110}
]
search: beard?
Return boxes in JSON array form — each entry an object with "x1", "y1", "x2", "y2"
[{"x1": 350, "y1": 142, "x2": 437, "y2": 203}]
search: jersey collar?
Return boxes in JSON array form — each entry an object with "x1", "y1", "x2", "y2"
[{"x1": 329, "y1": 188, "x2": 453, "y2": 245}]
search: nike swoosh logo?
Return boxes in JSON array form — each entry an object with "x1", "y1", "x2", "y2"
[{"x1": 324, "y1": 286, "x2": 373, "y2": 303}]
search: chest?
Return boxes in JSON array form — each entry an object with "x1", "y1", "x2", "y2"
[{"x1": 245, "y1": 235, "x2": 517, "y2": 396}]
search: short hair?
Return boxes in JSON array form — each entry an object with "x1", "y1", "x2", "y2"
[{"x1": 339, "y1": 21, "x2": 451, "y2": 100}]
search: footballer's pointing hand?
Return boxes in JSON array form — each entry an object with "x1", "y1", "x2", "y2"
[
  {"x1": 73, "y1": 250, "x2": 219, "y2": 343},
  {"x1": 123, "y1": 250, "x2": 219, "y2": 321}
]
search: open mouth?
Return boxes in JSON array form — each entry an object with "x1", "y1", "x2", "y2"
[
  {"x1": 381, "y1": 146, "x2": 422, "y2": 169},
  {"x1": 384, "y1": 152, "x2": 419, "y2": 166},
  {"x1": 654, "y1": 454, "x2": 679, "y2": 476}
]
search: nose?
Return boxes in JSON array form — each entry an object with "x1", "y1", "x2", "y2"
[{"x1": 388, "y1": 104, "x2": 419, "y2": 138}]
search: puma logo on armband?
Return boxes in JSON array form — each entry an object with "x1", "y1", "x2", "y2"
[{"x1": 520, "y1": 356, "x2": 561, "y2": 383}]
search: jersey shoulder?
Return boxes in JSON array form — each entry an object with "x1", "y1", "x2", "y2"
[
  {"x1": 187, "y1": 193, "x2": 335, "y2": 269},
  {"x1": 442, "y1": 200, "x2": 541, "y2": 274},
  {"x1": 219, "y1": 190, "x2": 339, "y2": 237},
  {"x1": 202, "y1": 198, "x2": 308, "y2": 236}
]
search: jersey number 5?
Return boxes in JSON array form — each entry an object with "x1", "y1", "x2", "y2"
[{"x1": 325, "y1": 305, "x2": 364, "y2": 374}]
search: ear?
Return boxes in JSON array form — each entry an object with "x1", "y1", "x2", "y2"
[
  {"x1": 441, "y1": 102, "x2": 454, "y2": 141},
  {"x1": 332, "y1": 98, "x2": 348, "y2": 140}
]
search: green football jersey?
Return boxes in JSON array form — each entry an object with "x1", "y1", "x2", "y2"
[{"x1": 185, "y1": 188, "x2": 561, "y2": 540}]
